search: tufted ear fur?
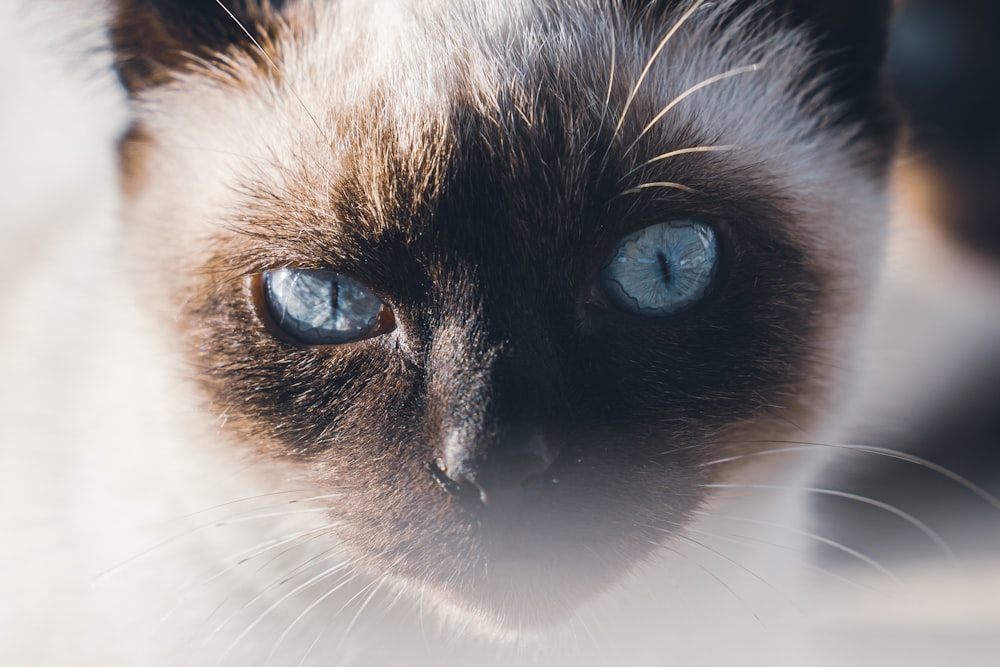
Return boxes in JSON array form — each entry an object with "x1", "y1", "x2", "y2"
[
  {"x1": 108, "y1": 0, "x2": 290, "y2": 94},
  {"x1": 625, "y1": 0, "x2": 893, "y2": 127},
  {"x1": 774, "y1": 0, "x2": 893, "y2": 115}
]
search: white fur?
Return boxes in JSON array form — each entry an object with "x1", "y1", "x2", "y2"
[{"x1": 3, "y1": 1, "x2": 997, "y2": 666}]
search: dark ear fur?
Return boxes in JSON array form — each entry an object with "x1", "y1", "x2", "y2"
[
  {"x1": 772, "y1": 0, "x2": 893, "y2": 111},
  {"x1": 627, "y1": 1, "x2": 893, "y2": 122},
  {"x1": 109, "y1": 0, "x2": 288, "y2": 94}
]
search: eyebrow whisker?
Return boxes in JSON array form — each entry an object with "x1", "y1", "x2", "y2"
[
  {"x1": 624, "y1": 64, "x2": 761, "y2": 158},
  {"x1": 621, "y1": 144, "x2": 738, "y2": 181},
  {"x1": 618, "y1": 181, "x2": 698, "y2": 197},
  {"x1": 613, "y1": 0, "x2": 711, "y2": 139},
  {"x1": 212, "y1": 0, "x2": 332, "y2": 147}
]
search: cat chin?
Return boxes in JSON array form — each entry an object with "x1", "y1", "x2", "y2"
[
  {"x1": 421, "y1": 580, "x2": 598, "y2": 635},
  {"x1": 335, "y1": 495, "x2": 685, "y2": 633},
  {"x1": 374, "y1": 533, "x2": 660, "y2": 639},
  {"x1": 410, "y1": 578, "x2": 598, "y2": 644}
]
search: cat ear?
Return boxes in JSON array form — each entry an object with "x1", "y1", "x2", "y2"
[
  {"x1": 108, "y1": 0, "x2": 288, "y2": 94},
  {"x1": 626, "y1": 1, "x2": 894, "y2": 126},
  {"x1": 766, "y1": 0, "x2": 893, "y2": 113}
]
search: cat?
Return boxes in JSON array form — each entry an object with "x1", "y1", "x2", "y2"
[{"x1": 10, "y1": 0, "x2": 974, "y2": 665}]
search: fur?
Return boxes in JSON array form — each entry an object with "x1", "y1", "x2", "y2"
[
  {"x1": 116, "y1": 0, "x2": 893, "y2": 620},
  {"x1": 2, "y1": 1, "x2": 924, "y2": 666}
]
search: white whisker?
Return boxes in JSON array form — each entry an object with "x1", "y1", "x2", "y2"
[
  {"x1": 613, "y1": 0, "x2": 710, "y2": 138},
  {"x1": 681, "y1": 519, "x2": 889, "y2": 595},
  {"x1": 234, "y1": 532, "x2": 330, "y2": 579},
  {"x1": 287, "y1": 493, "x2": 346, "y2": 504},
  {"x1": 674, "y1": 532, "x2": 800, "y2": 613},
  {"x1": 572, "y1": 606, "x2": 604, "y2": 656},
  {"x1": 692, "y1": 510, "x2": 901, "y2": 585},
  {"x1": 206, "y1": 546, "x2": 347, "y2": 634},
  {"x1": 596, "y1": 26, "x2": 618, "y2": 141},
  {"x1": 703, "y1": 441, "x2": 1000, "y2": 513},
  {"x1": 663, "y1": 543, "x2": 766, "y2": 628},
  {"x1": 625, "y1": 64, "x2": 760, "y2": 157},
  {"x1": 339, "y1": 577, "x2": 387, "y2": 644},
  {"x1": 212, "y1": 0, "x2": 331, "y2": 146},
  {"x1": 212, "y1": 556, "x2": 353, "y2": 667},
  {"x1": 162, "y1": 526, "x2": 330, "y2": 625},
  {"x1": 261, "y1": 570, "x2": 366, "y2": 667},
  {"x1": 704, "y1": 483, "x2": 959, "y2": 563},
  {"x1": 619, "y1": 181, "x2": 697, "y2": 197},
  {"x1": 95, "y1": 506, "x2": 330, "y2": 584},
  {"x1": 622, "y1": 144, "x2": 738, "y2": 180},
  {"x1": 377, "y1": 584, "x2": 408, "y2": 621},
  {"x1": 213, "y1": 508, "x2": 332, "y2": 524},
  {"x1": 294, "y1": 633, "x2": 324, "y2": 667},
  {"x1": 126, "y1": 139, "x2": 296, "y2": 172}
]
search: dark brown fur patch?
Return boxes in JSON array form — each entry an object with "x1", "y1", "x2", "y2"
[{"x1": 109, "y1": 0, "x2": 290, "y2": 94}]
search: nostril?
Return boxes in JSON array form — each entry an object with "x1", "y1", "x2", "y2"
[
  {"x1": 432, "y1": 430, "x2": 560, "y2": 509},
  {"x1": 522, "y1": 430, "x2": 559, "y2": 475},
  {"x1": 430, "y1": 459, "x2": 481, "y2": 503}
]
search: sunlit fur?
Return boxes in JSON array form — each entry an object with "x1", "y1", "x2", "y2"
[{"x1": 4, "y1": 1, "x2": 905, "y2": 665}]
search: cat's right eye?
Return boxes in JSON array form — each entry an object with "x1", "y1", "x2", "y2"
[{"x1": 256, "y1": 269, "x2": 395, "y2": 346}]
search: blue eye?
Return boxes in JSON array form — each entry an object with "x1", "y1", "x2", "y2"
[
  {"x1": 598, "y1": 221, "x2": 719, "y2": 316},
  {"x1": 260, "y1": 269, "x2": 394, "y2": 345}
]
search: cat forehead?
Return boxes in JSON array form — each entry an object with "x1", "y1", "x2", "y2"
[
  {"x1": 149, "y1": 0, "x2": 822, "y2": 155},
  {"x1": 127, "y1": 0, "x2": 885, "y2": 276}
]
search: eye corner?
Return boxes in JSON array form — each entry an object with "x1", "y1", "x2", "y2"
[{"x1": 249, "y1": 271, "x2": 307, "y2": 347}]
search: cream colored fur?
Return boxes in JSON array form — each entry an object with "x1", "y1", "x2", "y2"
[{"x1": 2, "y1": 2, "x2": 997, "y2": 666}]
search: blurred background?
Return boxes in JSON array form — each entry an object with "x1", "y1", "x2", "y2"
[
  {"x1": 818, "y1": 0, "x2": 1000, "y2": 566},
  {"x1": 890, "y1": 0, "x2": 1000, "y2": 259}
]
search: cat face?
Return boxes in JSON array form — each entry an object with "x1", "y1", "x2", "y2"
[{"x1": 110, "y1": 0, "x2": 894, "y2": 629}]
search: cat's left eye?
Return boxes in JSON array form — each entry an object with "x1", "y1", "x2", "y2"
[
  {"x1": 257, "y1": 269, "x2": 394, "y2": 345},
  {"x1": 597, "y1": 220, "x2": 719, "y2": 316}
]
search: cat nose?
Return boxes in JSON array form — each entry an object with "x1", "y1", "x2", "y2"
[{"x1": 433, "y1": 429, "x2": 559, "y2": 508}]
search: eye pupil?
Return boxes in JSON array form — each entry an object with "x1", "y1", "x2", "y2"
[
  {"x1": 598, "y1": 220, "x2": 719, "y2": 316},
  {"x1": 259, "y1": 269, "x2": 392, "y2": 345},
  {"x1": 657, "y1": 252, "x2": 672, "y2": 283}
]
